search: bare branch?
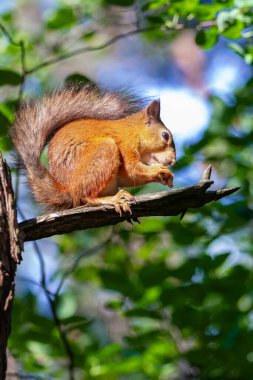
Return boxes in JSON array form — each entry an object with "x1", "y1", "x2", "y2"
[
  {"x1": 26, "y1": 27, "x2": 156, "y2": 74},
  {"x1": 1, "y1": 18, "x2": 217, "y2": 80},
  {"x1": 26, "y1": 19, "x2": 217, "y2": 75},
  {"x1": 19, "y1": 166, "x2": 240, "y2": 242},
  {"x1": 55, "y1": 231, "x2": 113, "y2": 296}
]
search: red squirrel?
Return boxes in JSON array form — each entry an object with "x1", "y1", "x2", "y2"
[{"x1": 11, "y1": 84, "x2": 176, "y2": 215}]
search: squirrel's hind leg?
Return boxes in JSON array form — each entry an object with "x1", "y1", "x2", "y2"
[
  {"x1": 86, "y1": 189, "x2": 136, "y2": 217},
  {"x1": 69, "y1": 138, "x2": 135, "y2": 215}
]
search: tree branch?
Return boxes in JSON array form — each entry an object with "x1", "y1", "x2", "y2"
[
  {"x1": 26, "y1": 19, "x2": 217, "y2": 75},
  {"x1": 26, "y1": 27, "x2": 156, "y2": 74},
  {"x1": 19, "y1": 166, "x2": 240, "y2": 242}
]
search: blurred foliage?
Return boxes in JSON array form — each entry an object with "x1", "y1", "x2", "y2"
[{"x1": 0, "y1": 0, "x2": 253, "y2": 379}]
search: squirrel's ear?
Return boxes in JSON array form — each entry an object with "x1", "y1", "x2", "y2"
[{"x1": 145, "y1": 100, "x2": 160, "y2": 123}]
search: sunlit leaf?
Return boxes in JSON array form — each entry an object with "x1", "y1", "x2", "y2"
[{"x1": 0, "y1": 69, "x2": 22, "y2": 86}]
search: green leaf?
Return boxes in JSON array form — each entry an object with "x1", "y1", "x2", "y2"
[
  {"x1": 64, "y1": 73, "x2": 94, "y2": 85},
  {"x1": 61, "y1": 315, "x2": 92, "y2": 332},
  {"x1": 139, "y1": 262, "x2": 170, "y2": 287},
  {"x1": 0, "y1": 136, "x2": 12, "y2": 151},
  {"x1": 46, "y1": 6, "x2": 76, "y2": 30},
  {"x1": 81, "y1": 31, "x2": 96, "y2": 41},
  {"x1": 99, "y1": 268, "x2": 141, "y2": 297},
  {"x1": 0, "y1": 103, "x2": 14, "y2": 122},
  {"x1": 0, "y1": 69, "x2": 22, "y2": 86},
  {"x1": 217, "y1": 10, "x2": 244, "y2": 39},
  {"x1": 105, "y1": 299, "x2": 124, "y2": 310},
  {"x1": 0, "y1": 102, "x2": 13, "y2": 150},
  {"x1": 104, "y1": 0, "x2": 135, "y2": 6},
  {"x1": 195, "y1": 27, "x2": 219, "y2": 50},
  {"x1": 195, "y1": 29, "x2": 206, "y2": 45},
  {"x1": 0, "y1": 110, "x2": 10, "y2": 135},
  {"x1": 222, "y1": 20, "x2": 244, "y2": 39}
]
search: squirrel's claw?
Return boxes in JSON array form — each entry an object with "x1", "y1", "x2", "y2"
[
  {"x1": 114, "y1": 203, "x2": 123, "y2": 217},
  {"x1": 113, "y1": 190, "x2": 137, "y2": 217},
  {"x1": 113, "y1": 191, "x2": 140, "y2": 224},
  {"x1": 114, "y1": 200, "x2": 132, "y2": 217}
]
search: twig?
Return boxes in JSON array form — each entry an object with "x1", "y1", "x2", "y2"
[
  {"x1": 26, "y1": 19, "x2": 217, "y2": 75},
  {"x1": 45, "y1": 294, "x2": 75, "y2": 380},
  {"x1": 0, "y1": 23, "x2": 28, "y2": 201},
  {"x1": 18, "y1": 205, "x2": 76, "y2": 380},
  {"x1": 32, "y1": 241, "x2": 76, "y2": 380},
  {"x1": 0, "y1": 23, "x2": 20, "y2": 46},
  {"x1": 18, "y1": 40, "x2": 27, "y2": 102},
  {"x1": 15, "y1": 37, "x2": 27, "y2": 200},
  {"x1": 16, "y1": 275, "x2": 55, "y2": 297},
  {"x1": 55, "y1": 232, "x2": 113, "y2": 296},
  {"x1": 26, "y1": 27, "x2": 156, "y2": 74}
]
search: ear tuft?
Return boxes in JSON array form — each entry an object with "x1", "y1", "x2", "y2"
[{"x1": 146, "y1": 100, "x2": 160, "y2": 122}]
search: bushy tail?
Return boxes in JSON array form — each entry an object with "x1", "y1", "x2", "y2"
[{"x1": 10, "y1": 83, "x2": 144, "y2": 210}]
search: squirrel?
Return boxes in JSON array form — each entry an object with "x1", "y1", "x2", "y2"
[{"x1": 10, "y1": 84, "x2": 176, "y2": 215}]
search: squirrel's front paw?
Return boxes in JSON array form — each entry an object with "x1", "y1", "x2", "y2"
[{"x1": 154, "y1": 165, "x2": 174, "y2": 188}]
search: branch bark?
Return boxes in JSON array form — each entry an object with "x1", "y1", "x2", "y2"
[
  {"x1": 0, "y1": 154, "x2": 22, "y2": 380},
  {"x1": 19, "y1": 166, "x2": 240, "y2": 242}
]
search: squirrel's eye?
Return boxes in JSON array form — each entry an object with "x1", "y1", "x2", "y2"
[{"x1": 162, "y1": 132, "x2": 169, "y2": 141}]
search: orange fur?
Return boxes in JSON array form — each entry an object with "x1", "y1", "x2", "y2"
[{"x1": 11, "y1": 85, "x2": 176, "y2": 213}]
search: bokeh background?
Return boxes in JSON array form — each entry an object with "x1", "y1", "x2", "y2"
[{"x1": 1, "y1": 0, "x2": 253, "y2": 379}]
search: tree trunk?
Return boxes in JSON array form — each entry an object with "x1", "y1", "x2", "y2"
[{"x1": 0, "y1": 153, "x2": 23, "y2": 380}]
